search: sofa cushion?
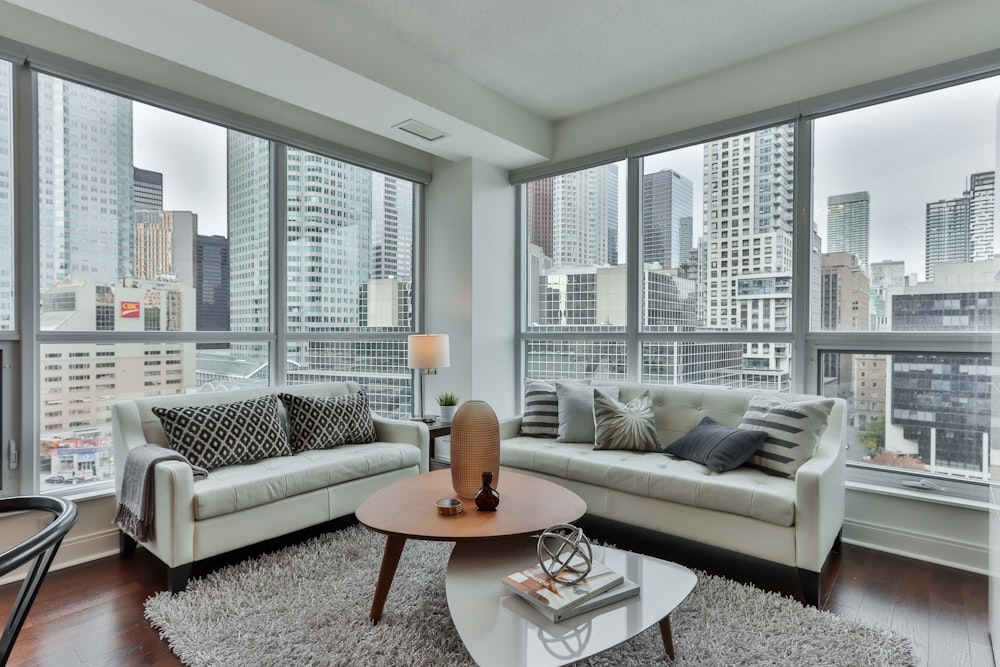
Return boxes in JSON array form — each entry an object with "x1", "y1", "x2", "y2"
[
  {"x1": 593, "y1": 390, "x2": 660, "y2": 452},
  {"x1": 738, "y1": 396, "x2": 835, "y2": 477},
  {"x1": 193, "y1": 442, "x2": 421, "y2": 520},
  {"x1": 556, "y1": 381, "x2": 620, "y2": 443},
  {"x1": 663, "y1": 416, "x2": 766, "y2": 473},
  {"x1": 278, "y1": 391, "x2": 376, "y2": 452},
  {"x1": 519, "y1": 379, "x2": 561, "y2": 437},
  {"x1": 500, "y1": 436, "x2": 795, "y2": 527},
  {"x1": 152, "y1": 395, "x2": 293, "y2": 470}
]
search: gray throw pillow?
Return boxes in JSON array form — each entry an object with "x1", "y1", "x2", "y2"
[
  {"x1": 737, "y1": 395, "x2": 835, "y2": 477},
  {"x1": 593, "y1": 390, "x2": 660, "y2": 452},
  {"x1": 663, "y1": 416, "x2": 766, "y2": 472},
  {"x1": 555, "y1": 381, "x2": 620, "y2": 443},
  {"x1": 152, "y1": 395, "x2": 293, "y2": 470},
  {"x1": 278, "y1": 391, "x2": 377, "y2": 452}
]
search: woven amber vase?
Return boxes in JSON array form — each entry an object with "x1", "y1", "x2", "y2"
[{"x1": 450, "y1": 400, "x2": 500, "y2": 499}]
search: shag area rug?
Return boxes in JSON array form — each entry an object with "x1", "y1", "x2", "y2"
[{"x1": 146, "y1": 524, "x2": 913, "y2": 666}]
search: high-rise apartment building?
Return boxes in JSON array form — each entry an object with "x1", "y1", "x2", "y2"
[
  {"x1": 968, "y1": 171, "x2": 995, "y2": 262},
  {"x1": 133, "y1": 210, "x2": 197, "y2": 285},
  {"x1": 550, "y1": 164, "x2": 618, "y2": 268},
  {"x1": 820, "y1": 252, "x2": 870, "y2": 388},
  {"x1": 869, "y1": 259, "x2": 906, "y2": 331},
  {"x1": 701, "y1": 126, "x2": 797, "y2": 390},
  {"x1": 925, "y1": 171, "x2": 995, "y2": 280},
  {"x1": 133, "y1": 167, "x2": 164, "y2": 211},
  {"x1": 526, "y1": 179, "x2": 553, "y2": 258},
  {"x1": 826, "y1": 191, "x2": 870, "y2": 269},
  {"x1": 641, "y1": 169, "x2": 693, "y2": 269}
]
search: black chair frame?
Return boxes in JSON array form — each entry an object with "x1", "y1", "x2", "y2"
[{"x1": 0, "y1": 496, "x2": 78, "y2": 665}]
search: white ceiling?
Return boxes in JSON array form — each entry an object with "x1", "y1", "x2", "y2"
[{"x1": 0, "y1": 0, "x2": 963, "y2": 169}]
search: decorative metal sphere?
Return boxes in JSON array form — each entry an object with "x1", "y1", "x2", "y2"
[{"x1": 536, "y1": 523, "x2": 593, "y2": 584}]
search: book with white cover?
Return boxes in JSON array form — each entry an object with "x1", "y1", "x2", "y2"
[
  {"x1": 501, "y1": 559, "x2": 624, "y2": 618},
  {"x1": 524, "y1": 577, "x2": 640, "y2": 623}
]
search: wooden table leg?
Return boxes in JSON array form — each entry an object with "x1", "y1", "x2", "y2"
[
  {"x1": 658, "y1": 615, "x2": 675, "y2": 660},
  {"x1": 369, "y1": 535, "x2": 406, "y2": 624}
]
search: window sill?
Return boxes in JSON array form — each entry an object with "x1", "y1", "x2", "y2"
[
  {"x1": 846, "y1": 479, "x2": 992, "y2": 511},
  {"x1": 45, "y1": 481, "x2": 115, "y2": 504}
]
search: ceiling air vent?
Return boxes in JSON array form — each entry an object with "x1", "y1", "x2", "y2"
[{"x1": 393, "y1": 119, "x2": 449, "y2": 142}]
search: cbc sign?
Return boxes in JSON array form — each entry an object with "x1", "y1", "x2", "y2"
[{"x1": 120, "y1": 301, "x2": 140, "y2": 318}]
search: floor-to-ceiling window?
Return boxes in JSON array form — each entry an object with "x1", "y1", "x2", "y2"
[
  {"x1": 2, "y1": 64, "x2": 424, "y2": 496},
  {"x1": 518, "y1": 73, "x2": 999, "y2": 501}
]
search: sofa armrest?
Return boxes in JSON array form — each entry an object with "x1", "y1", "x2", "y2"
[
  {"x1": 793, "y1": 408, "x2": 847, "y2": 573},
  {"x1": 142, "y1": 460, "x2": 196, "y2": 568},
  {"x1": 499, "y1": 416, "x2": 522, "y2": 440},
  {"x1": 372, "y1": 414, "x2": 429, "y2": 473}
]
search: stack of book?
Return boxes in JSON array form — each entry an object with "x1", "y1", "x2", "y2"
[{"x1": 501, "y1": 558, "x2": 639, "y2": 623}]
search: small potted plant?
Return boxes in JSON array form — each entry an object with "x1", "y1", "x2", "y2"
[{"x1": 436, "y1": 392, "x2": 460, "y2": 423}]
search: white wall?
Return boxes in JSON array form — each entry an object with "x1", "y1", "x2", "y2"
[{"x1": 425, "y1": 157, "x2": 517, "y2": 419}]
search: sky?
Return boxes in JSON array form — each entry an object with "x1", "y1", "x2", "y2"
[{"x1": 133, "y1": 76, "x2": 1000, "y2": 278}]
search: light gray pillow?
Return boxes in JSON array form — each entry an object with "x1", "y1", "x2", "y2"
[
  {"x1": 593, "y1": 390, "x2": 660, "y2": 452},
  {"x1": 737, "y1": 395, "x2": 835, "y2": 477},
  {"x1": 555, "y1": 380, "x2": 620, "y2": 443}
]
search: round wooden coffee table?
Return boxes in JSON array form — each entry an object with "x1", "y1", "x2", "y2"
[{"x1": 356, "y1": 469, "x2": 586, "y2": 623}]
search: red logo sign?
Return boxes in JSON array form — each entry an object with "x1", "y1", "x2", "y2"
[{"x1": 120, "y1": 301, "x2": 140, "y2": 318}]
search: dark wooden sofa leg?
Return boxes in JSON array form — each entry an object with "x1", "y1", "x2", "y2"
[
  {"x1": 831, "y1": 528, "x2": 843, "y2": 554},
  {"x1": 168, "y1": 564, "x2": 192, "y2": 594},
  {"x1": 119, "y1": 530, "x2": 137, "y2": 558},
  {"x1": 798, "y1": 568, "x2": 821, "y2": 607}
]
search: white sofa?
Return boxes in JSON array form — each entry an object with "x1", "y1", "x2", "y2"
[
  {"x1": 499, "y1": 382, "x2": 846, "y2": 606},
  {"x1": 112, "y1": 381, "x2": 428, "y2": 592}
]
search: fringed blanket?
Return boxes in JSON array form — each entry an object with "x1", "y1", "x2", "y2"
[{"x1": 114, "y1": 444, "x2": 208, "y2": 542}]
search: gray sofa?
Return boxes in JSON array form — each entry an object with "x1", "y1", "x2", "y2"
[
  {"x1": 499, "y1": 382, "x2": 846, "y2": 606},
  {"x1": 112, "y1": 381, "x2": 427, "y2": 592}
]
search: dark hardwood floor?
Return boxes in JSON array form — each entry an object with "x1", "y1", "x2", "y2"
[{"x1": 1, "y1": 512, "x2": 993, "y2": 666}]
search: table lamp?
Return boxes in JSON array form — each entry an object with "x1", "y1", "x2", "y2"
[{"x1": 408, "y1": 333, "x2": 450, "y2": 422}]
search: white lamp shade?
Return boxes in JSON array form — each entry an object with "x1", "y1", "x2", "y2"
[{"x1": 408, "y1": 334, "x2": 450, "y2": 369}]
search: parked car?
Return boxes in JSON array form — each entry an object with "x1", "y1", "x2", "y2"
[{"x1": 44, "y1": 475, "x2": 65, "y2": 484}]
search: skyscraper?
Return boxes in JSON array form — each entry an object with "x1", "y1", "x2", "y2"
[
  {"x1": 641, "y1": 169, "x2": 693, "y2": 269},
  {"x1": 526, "y1": 178, "x2": 553, "y2": 258},
  {"x1": 550, "y1": 165, "x2": 618, "y2": 267},
  {"x1": 197, "y1": 234, "x2": 230, "y2": 338},
  {"x1": 700, "y1": 126, "x2": 799, "y2": 390},
  {"x1": 826, "y1": 191, "x2": 870, "y2": 269},
  {"x1": 133, "y1": 210, "x2": 197, "y2": 285},
  {"x1": 925, "y1": 171, "x2": 996, "y2": 280},
  {"x1": 371, "y1": 173, "x2": 413, "y2": 280},
  {"x1": 37, "y1": 75, "x2": 133, "y2": 289},
  {"x1": 133, "y1": 167, "x2": 164, "y2": 211}
]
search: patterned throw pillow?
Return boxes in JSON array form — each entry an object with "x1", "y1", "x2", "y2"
[
  {"x1": 663, "y1": 416, "x2": 766, "y2": 473},
  {"x1": 278, "y1": 391, "x2": 377, "y2": 452},
  {"x1": 519, "y1": 379, "x2": 561, "y2": 437},
  {"x1": 593, "y1": 390, "x2": 660, "y2": 452},
  {"x1": 737, "y1": 396, "x2": 835, "y2": 477},
  {"x1": 152, "y1": 395, "x2": 293, "y2": 470}
]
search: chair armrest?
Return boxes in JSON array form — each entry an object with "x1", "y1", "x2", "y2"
[
  {"x1": 372, "y1": 415, "x2": 429, "y2": 473},
  {"x1": 143, "y1": 460, "x2": 196, "y2": 568},
  {"x1": 499, "y1": 417, "x2": 522, "y2": 440},
  {"x1": 793, "y1": 409, "x2": 847, "y2": 572}
]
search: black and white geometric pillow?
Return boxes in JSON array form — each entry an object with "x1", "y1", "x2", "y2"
[
  {"x1": 593, "y1": 390, "x2": 660, "y2": 452},
  {"x1": 278, "y1": 391, "x2": 377, "y2": 452},
  {"x1": 519, "y1": 379, "x2": 560, "y2": 437},
  {"x1": 737, "y1": 395, "x2": 835, "y2": 477},
  {"x1": 152, "y1": 395, "x2": 293, "y2": 470}
]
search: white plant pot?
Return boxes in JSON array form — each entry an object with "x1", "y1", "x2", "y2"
[{"x1": 439, "y1": 405, "x2": 458, "y2": 423}]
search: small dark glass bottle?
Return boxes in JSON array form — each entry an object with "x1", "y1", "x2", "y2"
[{"x1": 475, "y1": 471, "x2": 500, "y2": 511}]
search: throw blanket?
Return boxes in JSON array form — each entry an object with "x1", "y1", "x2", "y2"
[{"x1": 114, "y1": 444, "x2": 209, "y2": 542}]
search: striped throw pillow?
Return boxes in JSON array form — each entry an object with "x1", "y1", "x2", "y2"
[
  {"x1": 737, "y1": 395, "x2": 835, "y2": 477},
  {"x1": 519, "y1": 379, "x2": 560, "y2": 437}
]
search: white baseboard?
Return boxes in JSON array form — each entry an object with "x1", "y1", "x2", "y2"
[
  {"x1": 844, "y1": 517, "x2": 988, "y2": 575},
  {"x1": 0, "y1": 527, "x2": 120, "y2": 587}
]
